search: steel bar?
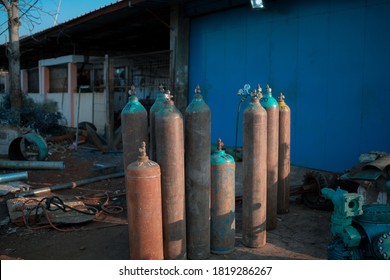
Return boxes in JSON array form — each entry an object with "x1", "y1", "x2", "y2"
[
  {"x1": 16, "y1": 171, "x2": 124, "y2": 197},
  {"x1": 0, "y1": 160, "x2": 65, "y2": 170},
  {"x1": 0, "y1": 171, "x2": 28, "y2": 183}
]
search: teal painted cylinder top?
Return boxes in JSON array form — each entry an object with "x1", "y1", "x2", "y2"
[
  {"x1": 211, "y1": 148, "x2": 235, "y2": 165},
  {"x1": 158, "y1": 99, "x2": 180, "y2": 116},
  {"x1": 150, "y1": 93, "x2": 167, "y2": 112},
  {"x1": 122, "y1": 95, "x2": 147, "y2": 114},
  {"x1": 186, "y1": 93, "x2": 210, "y2": 113},
  {"x1": 260, "y1": 85, "x2": 278, "y2": 108},
  {"x1": 186, "y1": 86, "x2": 210, "y2": 113}
]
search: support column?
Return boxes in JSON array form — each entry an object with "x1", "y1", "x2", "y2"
[
  {"x1": 39, "y1": 63, "x2": 49, "y2": 103},
  {"x1": 104, "y1": 54, "x2": 115, "y2": 149},
  {"x1": 170, "y1": 3, "x2": 189, "y2": 114},
  {"x1": 68, "y1": 63, "x2": 77, "y2": 128}
]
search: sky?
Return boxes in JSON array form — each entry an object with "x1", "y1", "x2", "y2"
[{"x1": 0, "y1": 0, "x2": 118, "y2": 44}]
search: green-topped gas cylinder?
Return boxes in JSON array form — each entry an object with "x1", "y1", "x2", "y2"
[
  {"x1": 260, "y1": 85, "x2": 279, "y2": 230},
  {"x1": 210, "y1": 138, "x2": 236, "y2": 254},
  {"x1": 121, "y1": 85, "x2": 148, "y2": 170},
  {"x1": 185, "y1": 85, "x2": 211, "y2": 260},
  {"x1": 242, "y1": 86, "x2": 267, "y2": 248},
  {"x1": 149, "y1": 84, "x2": 168, "y2": 161},
  {"x1": 260, "y1": 84, "x2": 279, "y2": 108}
]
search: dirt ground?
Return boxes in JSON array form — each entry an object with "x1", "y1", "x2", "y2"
[{"x1": 0, "y1": 144, "x2": 332, "y2": 260}]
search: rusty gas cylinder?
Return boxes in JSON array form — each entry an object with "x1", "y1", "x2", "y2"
[
  {"x1": 185, "y1": 85, "x2": 211, "y2": 259},
  {"x1": 260, "y1": 84, "x2": 279, "y2": 230},
  {"x1": 155, "y1": 91, "x2": 187, "y2": 260},
  {"x1": 126, "y1": 142, "x2": 163, "y2": 260},
  {"x1": 149, "y1": 84, "x2": 168, "y2": 161},
  {"x1": 121, "y1": 85, "x2": 149, "y2": 170},
  {"x1": 210, "y1": 138, "x2": 236, "y2": 254},
  {"x1": 277, "y1": 92, "x2": 291, "y2": 214},
  {"x1": 242, "y1": 86, "x2": 267, "y2": 247}
]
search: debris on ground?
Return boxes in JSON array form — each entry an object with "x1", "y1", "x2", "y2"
[
  {"x1": 340, "y1": 151, "x2": 390, "y2": 205},
  {"x1": 0, "y1": 181, "x2": 31, "y2": 196},
  {"x1": 7, "y1": 195, "x2": 96, "y2": 227}
]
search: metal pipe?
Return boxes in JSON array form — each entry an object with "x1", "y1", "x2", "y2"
[
  {"x1": 0, "y1": 171, "x2": 28, "y2": 183},
  {"x1": 75, "y1": 85, "x2": 90, "y2": 151},
  {"x1": 16, "y1": 171, "x2": 124, "y2": 197},
  {"x1": 9, "y1": 133, "x2": 48, "y2": 161},
  {"x1": 0, "y1": 160, "x2": 65, "y2": 170}
]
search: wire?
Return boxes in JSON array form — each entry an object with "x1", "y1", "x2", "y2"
[
  {"x1": 21, "y1": 196, "x2": 97, "y2": 232},
  {"x1": 100, "y1": 192, "x2": 124, "y2": 215},
  {"x1": 21, "y1": 192, "x2": 124, "y2": 231},
  {"x1": 76, "y1": 192, "x2": 125, "y2": 215}
]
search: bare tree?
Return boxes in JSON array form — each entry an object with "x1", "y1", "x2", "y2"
[
  {"x1": 1, "y1": 0, "x2": 56, "y2": 124},
  {"x1": 1, "y1": 0, "x2": 22, "y2": 123}
]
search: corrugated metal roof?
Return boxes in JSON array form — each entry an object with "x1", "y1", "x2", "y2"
[{"x1": 0, "y1": 0, "x2": 252, "y2": 69}]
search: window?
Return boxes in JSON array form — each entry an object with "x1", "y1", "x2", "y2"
[
  {"x1": 49, "y1": 65, "x2": 67, "y2": 93},
  {"x1": 27, "y1": 68, "x2": 39, "y2": 93}
]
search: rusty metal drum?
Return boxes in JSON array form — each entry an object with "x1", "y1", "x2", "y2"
[
  {"x1": 210, "y1": 138, "x2": 235, "y2": 254},
  {"x1": 126, "y1": 142, "x2": 163, "y2": 260},
  {"x1": 242, "y1": 87, "x2": 267, "y2": 247}
]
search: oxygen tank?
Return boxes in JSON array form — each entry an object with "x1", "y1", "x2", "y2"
[
  {"x1": 155, "y1": 91, "x2": 187, "y2": 260},
  {"x1": 242, "y1": 86, "x2": 267, "y2": 247},
  {"x1": 185, "y1": 85, "x2": 211, "y2": 259},
  {"x1": 121, "y1": 85, "x2": 149, "y2": 170},
  {"x1": 149, "y1": 84, "x2": 168, "y2": 161},
  {"x1": 126, "y1": 142, "x2": 163, "y2": 260},
  {"x1": 260, "y1": 84, "x2": 279, "y2": 230},
  {"x1": 210, "y1": 138, "x2": 235, "y2": 254},
  {"x1": 277, "y1": 92, "x2": 291, "y2": 214}
]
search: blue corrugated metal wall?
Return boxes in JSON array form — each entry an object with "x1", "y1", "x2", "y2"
[{"x1": 189, "y1": 0, "x2": 390, "y2": 172}]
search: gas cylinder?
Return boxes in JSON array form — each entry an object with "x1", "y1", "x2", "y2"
[
  {"x1": 121, "y1": 85, "x2": 149, "y2": 170},
  {"x1": 260, "y1": 84, "x2": 279, "y2": 230},
  {"x1": 277, "y1": 92, "x2": 291, "y2": 214},
  {"x1": 210, "y1": 138, "x2": 235, "y2": 254},
  {"x1": 126, "y1": 142, "x2": 164, "y2": 260},
  {"x1": 149, "y1": 84, "x2": 168, "y2": 161},
  {"x1": 155, "y1": 91, "x2": 187, "y2": 260},
  {"x1": 242, "y1": 86, "x2": 267, "y2": 247},
  {"x1": 185, "y1": 85, "x2": 211, "y2": 259}
]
